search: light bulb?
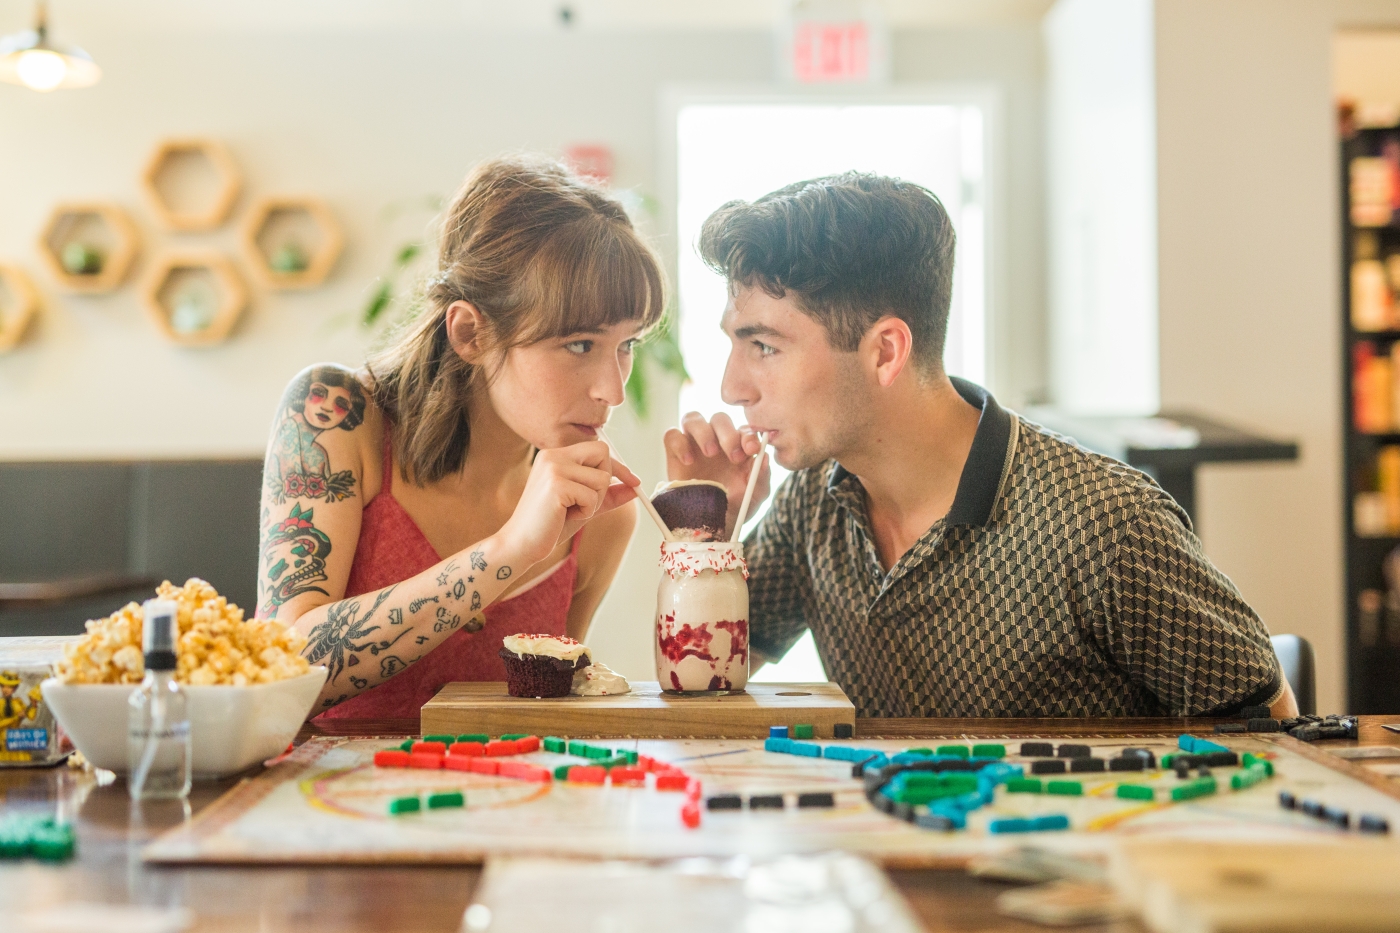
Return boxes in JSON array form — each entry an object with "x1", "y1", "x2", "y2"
[{"x1": 16, "y1": 49, "x2": 67, "y2": 91}]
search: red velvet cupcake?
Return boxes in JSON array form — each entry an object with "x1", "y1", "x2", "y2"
[{"x1": 499, "y1": 634, "x2": 591, "y2": 698}]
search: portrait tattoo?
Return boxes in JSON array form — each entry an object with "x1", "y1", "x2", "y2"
[
  {"x1": 303, "y1": 587, "x2": 398, "y2": 684},
  {"x1": 259, "y1": 503, "x2": 332, "y2": 618},
  {"x1": 264, "y1": 366, "x2": 366, "y2": 505}
]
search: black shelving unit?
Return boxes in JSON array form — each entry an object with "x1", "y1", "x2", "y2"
[{"x1": 1342, "y1": 122, "x2": 1400, "y2": 713}]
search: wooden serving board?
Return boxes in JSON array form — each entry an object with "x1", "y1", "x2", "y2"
[{"x1": 420, "y1": 680, "x2": 855, "y2": 739}]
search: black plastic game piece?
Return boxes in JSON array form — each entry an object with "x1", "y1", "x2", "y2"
[
  {"x1": 1069, "y1": 757, "x2": 1105, "y2": 773},
  {"x1": 1214, "y1": 722, "x2": 1247, "y2": 734},
  {"x1": 706, "y1": 794, "x2": 743, "y2": 811},
  {"x1": 1278, "y1": 790, "x2": 1296, "y2": 809},
  {"x1": 1359, "y1": 814, "x2": 1391, "y2": 834},
  {"x1": 1238, "y1": 704, "x2": 1271, "y2": 720},
  {"x1": 1031, "y1": 759, "x2": 1067, "y2": 774},
  {"x1": 1019, "y1": 742, "x2": 1055, "y2": 757},
  {"x1": 1121, "y1": 748, "x2": 1156, "y2": 767},
  {"x1": 833, "y1": 722, "x2": 854, "y2": 739},
  {"x1": 1247, "y1": 718, "x2": 1281, "y2": 733},
  {"x1": 852, "y1": 754, "x2": 882, "y2": 778},
  {"x1": 915, "y1": 813, "x2": 955, "y2": 831},
  {"x1": 1056, "y1": 744, "x2": 1092, "y2": 759},
  {"x1": 1290, "y1": 725, "x2": 1322, "y2": 741},
  {"x1": 1173, "y1": 762, "x2": 1192, "y2": 780},
  {"x1": 864, "y1": 768, "x2": 892, "y2": 794},
  {"x1": 872, "y1": 793, "x2": 895, "y2": 814},
  {"x1": 1322, "y1": 807, "x2": 1350, "y2": 829},
  {"x1": 1300, "y1": 799, "x2": 1324, "y2": 817},
  {"x1": 798, "y1": 792, "x2": 835, "y2": 809},
  {"x1": 1204, "y1": 751, "x2": 1239, "y2": 767},
  {"x1": 1109, "y1": 757, "x2": 1145, "y2": 772},
  {"x1": 748, "y1": 794, "x2": 784, "y2": 810},
  {"x1": 1196, "y1": 765, "x2": 1212, "y2": 778},
  {"x1": 892, "y1": 802, "x2": 915, "y2": 822}
]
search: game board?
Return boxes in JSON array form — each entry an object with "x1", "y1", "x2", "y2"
[{"x1": 142, "y1": 733, "x2": 1400, "y2": 868}]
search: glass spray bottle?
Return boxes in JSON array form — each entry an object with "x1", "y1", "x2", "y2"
[{"x1": 128, "y1": 598, "x2": 191, "y2": 800}]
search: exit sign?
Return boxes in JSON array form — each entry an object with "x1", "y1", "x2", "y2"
[{"x1": 792, "y1": 21, "x2": 870, "y2": 83}]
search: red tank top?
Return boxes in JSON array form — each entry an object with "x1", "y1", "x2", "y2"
[{"x1": 316, "y1": 428, "x2": 579, "y2": 719}]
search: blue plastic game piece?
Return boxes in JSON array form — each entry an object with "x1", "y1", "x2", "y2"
[
  {"x1": 788, "y1": 741, "x2": 822, "y2": 757},
  {"x1": 769, "y1": 725, "x2": 789, "y2": 739},
  {"x1": 764, "y1": 737, "x2": 793, "y2": 754},
  {"x1": 988, "y1": 817, "x2": 1033, "y2": 834},
  {"x1": 1031, "y1": 814, "x2": 1070, "y2": 832}
]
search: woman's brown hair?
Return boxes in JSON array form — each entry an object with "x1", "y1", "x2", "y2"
[{"x1": 366, "y1": 155, "x2": 666, "y2": 484}]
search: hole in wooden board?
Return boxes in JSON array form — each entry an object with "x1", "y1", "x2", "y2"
[
  {"x1": 775, "y1": 691, "x2": 811, "y2": 697},
  {"x1": 153, "y1": 148, "x2": 227, "y2": 219}
]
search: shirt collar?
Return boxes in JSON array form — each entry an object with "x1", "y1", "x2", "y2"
[{"x1": 825, "y1": 377, "x2": 1018, "y2": 528}]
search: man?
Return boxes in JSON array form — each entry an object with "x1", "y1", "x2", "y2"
[{"x1": 665, "y1": 172, "x2": 1297, "y2": 719}]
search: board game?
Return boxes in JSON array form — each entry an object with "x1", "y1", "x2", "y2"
[{"x1": 142, "y1": 732, "x2": 1400, "y2": 868}]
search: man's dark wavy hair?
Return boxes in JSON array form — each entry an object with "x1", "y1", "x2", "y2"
[{"x1": 698, "y1": 172, "x2": 956, "y2": 373}]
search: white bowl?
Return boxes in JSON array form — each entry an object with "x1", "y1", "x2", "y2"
[{"x1": 41, "y1": 667, "x2": 327, "y2": 778}]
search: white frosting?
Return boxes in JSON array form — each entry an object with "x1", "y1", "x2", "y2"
[
  {"x1": 570, "y1": 662, "x2": 630, "y2": 696},
  {"x1": 501, "y1": 633, "x2": 589, "y2": 662},
  {"x1": 658, "y1": 541, "x2": 748, "y2": 580}
]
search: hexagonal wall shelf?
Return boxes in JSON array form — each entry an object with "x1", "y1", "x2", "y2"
[
  {"x1": 0, "y1": 265, "x2": 40, "y2": 352},
  {"x1": 37, "y1": 202, "x2": 139, "y2": 293},
  {"x1": 243, "y1": 196, "x2": 344, "y2": 289},
  {"x1": 142, "y1": 138, "x2": 242, "y2": 231},
  {"x1": 142, "y1": 252, "x2": 247, "y2": 347}
]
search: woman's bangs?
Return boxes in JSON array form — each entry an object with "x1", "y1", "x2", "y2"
[{"x1": 521, "y1": 221, "x2": 663, "y2": 342}]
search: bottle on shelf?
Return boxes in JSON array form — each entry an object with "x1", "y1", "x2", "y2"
[
  {"x1": 1353, "y1": 341, "x2": 1394, "y2": 432},
  {"x1": 127, "y1": 598, "x2": 191, "y2": 801},
  {"x1": 1352, "y1": 231, "x2": 1395, "y2": 332}
]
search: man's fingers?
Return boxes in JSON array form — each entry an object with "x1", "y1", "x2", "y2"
[
  {"x1": 711, "y1": 415, "x2": 747, "y2": 463},
  {"x1": 663, "y1": 427, "x2": 698, "y2": 466},
  {"x1": 738, "y1": 427, "x2": 764, "y2": 457},
  {"x1": 680, "y1": 411, "x2": 722, "y2": 458}
]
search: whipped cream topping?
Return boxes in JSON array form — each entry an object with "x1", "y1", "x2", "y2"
[
  {"x1": 658, "y1": 541, "x2": 748, "y2": 580},
  {"x1": 501, "y1": 633, "x2": 590, "y2": 662},
  {"x1": 570, "y1": 662, "x2": 630, "y2": 696}
]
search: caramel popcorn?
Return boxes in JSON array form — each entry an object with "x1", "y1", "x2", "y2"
[{"x1": 56, "y1": 578, "x2": 309, "y2": 687}]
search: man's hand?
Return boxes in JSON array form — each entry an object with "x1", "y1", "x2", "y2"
[{"x1": 664, "y1": 412, "x2": 770, "y2": 536}]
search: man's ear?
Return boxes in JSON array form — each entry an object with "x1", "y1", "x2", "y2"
[
  {"x1": 445, "y1": 300, "x2": 486, "y2": 363},
  {"x1": 867, "y1": 315, "x2": 914, "y2": 388}
]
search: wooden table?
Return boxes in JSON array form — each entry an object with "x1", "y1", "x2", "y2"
[{"x1": 2, "y1": 716, "x2": 1397, "y2": 933}]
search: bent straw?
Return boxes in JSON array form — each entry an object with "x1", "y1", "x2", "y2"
[
  {"x1": 731, "y1": 434, "x2": 768, "y2": 544},
  {"x1": 597, "y1": 427, "x2": 674, "y2": 542}
]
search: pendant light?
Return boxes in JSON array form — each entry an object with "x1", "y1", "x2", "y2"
[{"x1": 0, "y1": 2, "x2": 100, "y2": 92}]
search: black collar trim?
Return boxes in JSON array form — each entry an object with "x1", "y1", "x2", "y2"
[{"x1": 825, "y1": 377, "x2": 1016, "y2": 528}]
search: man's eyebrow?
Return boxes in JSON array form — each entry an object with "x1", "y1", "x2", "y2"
[{"x1": 732, "y1": 324, "x2": 784, "y2": 340}]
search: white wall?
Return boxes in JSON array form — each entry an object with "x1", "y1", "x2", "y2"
[
  {"x1": 1044, "y1": 0, "x2": 1159, "y2": 416},
  {"x1": 1154, "y1": 0, "x2": 1343, "y2": 712}
]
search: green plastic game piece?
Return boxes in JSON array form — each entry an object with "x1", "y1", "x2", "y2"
[
  {"x1": 399, "y1": 739, "x2": 414, "y2": 752},
  {"x1": 388, "y1": 796, "x2": 421, "y2": 815},
  {"x1": 427, "y1": 791, "x2": 465, "y2": 809},
  {"x1": 1242, "y1": 753, "x2": 1274, "y2": 777},
  {"x1": 29, "y1": 824, "x2": 74, "y2": 862},
  {"x1": 424, "y1": 734, "x2": 455, "y2": 745},
  {"x1": 1170, "y1": 777, "x2": 1217, "y2": 802},
  {"x1": 457, "y1": 733, "x2": 490, "y2": 744},
  {"x1": 1046, "y1": 780, "x2": 1083, "y2": 796},
  {"x1": 1005, "y1": 778, "x2": 1042, "y2": 794},
  {"x1": 793, "y1": 724, "x2": 814, "y2": 739},
  {"x1": 905, "y1": 747, "x2": 934, "y2": 756},
  {"x1": 1160, "y1": 753, "x2": 1175, "y2": 768},
  {"x1": 1117, "y1": 784, "x2": 1155, "y2": 801},
  {"x1": 597, "y1": 756, "x2": 630, "y2": 769},
  {"x1": 567, "y1": 741, "x2": 589, "y2": 757},
  {"x1": 554, "y1": 764, "x2": 573, "y2": 781},
  {"x1": 583, "y1": 746, "x2": 612, "y2": 760},
  {"x1": 500, "y1": 733, "x2": 530, "y2": 741},
  {"x1": 624, "y1": 750, "x2": 639, "y2": 765},
  {"x1": 543, "y1": 736, "x2": 567, "y2": 754},
  {"x1": 972, "y1": 744, "x2": 1006, "y2": 759},
  {"x1": 936, "y1": 745, "x2": 971, "y2": 759}
]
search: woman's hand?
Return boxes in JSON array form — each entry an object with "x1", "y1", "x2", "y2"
[
  {"x1": 500, "y1": 441, "x2": 640, "y2": 568},
  {"x1": 664, "y1": 412, "x2": 770, "y2": 536}
]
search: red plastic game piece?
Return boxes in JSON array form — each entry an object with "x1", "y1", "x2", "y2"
[
  {"x1": 637, "y1": 755, "x2": 657, "y2": 772},
  {"x1": 447, "y1": 742, "x2": 485, "y2": 757},
  {"x1": 655, "y1": 773, "x2": 690, "y2": 792},
  {"x1": 374, "y1": 750, "x2": 411, "y2": 768},
  {"x1": 610, "y1": 767, "x2": 645, "y2": 785},
  {"x1": 568, "y1": 765, "x2": 606, "y2": 784},
  {"x1": 681, "y1": 801, "x2": 701, "y2": 829},
  {"x1": 408, "y1": 752, "x2": 444, "y2": 769},
  {"x1": 443, "y1": 755, "x2": 475, "y2": 772},
  {"x1": 686, "y1": 779, "x2": 702, "y2": 800},
  {"x1": 514, "y1": 735, "x2": 541, "y2": 753},
  {"x1": 411, "y1": 741, "x2": 447, "y2": 755},
  {"x1": 467, "y1": 757, "x2": 500, "y2": 775},
  {"x1": 485, "y1": 739, "x2": 518, "y2": 757}
]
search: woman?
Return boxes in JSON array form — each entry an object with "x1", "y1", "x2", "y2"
[{"x1": 255, "y1": 156, "x2": 663, "y2": 717}]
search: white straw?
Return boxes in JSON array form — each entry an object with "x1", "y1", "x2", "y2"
[
  {"x1": 597, "y1": 427, "x2": 674, "y2": 542},
  {"x1": 731, "y1": 434, "x2": 768, "y2": 543}
]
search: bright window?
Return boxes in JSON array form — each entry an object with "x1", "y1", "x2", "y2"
[{"x1": 674, "y1": 100, "x2": 990, "y2": 681}]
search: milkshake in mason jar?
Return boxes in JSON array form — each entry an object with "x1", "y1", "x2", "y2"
[{"x1": 655, "y1": 541, "x2": 749, "y2": 693}]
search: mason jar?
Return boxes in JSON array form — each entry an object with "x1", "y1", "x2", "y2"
[{"x1": 655, "y1": 541, "x2": 749, "y2": 693}]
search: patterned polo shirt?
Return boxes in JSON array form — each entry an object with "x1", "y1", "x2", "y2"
[{"x1": 745, "y1": 378, "x2": 1284, "y2": 718}]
